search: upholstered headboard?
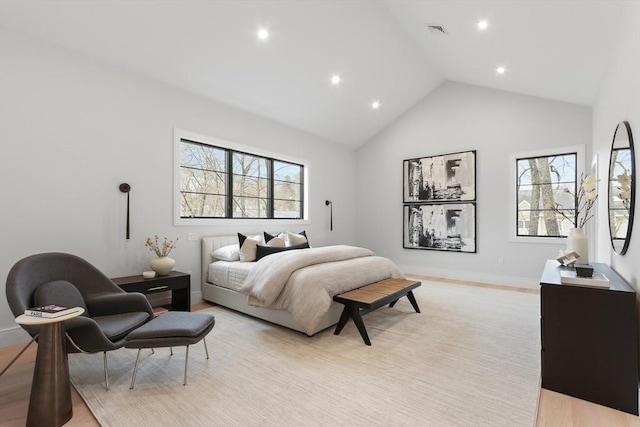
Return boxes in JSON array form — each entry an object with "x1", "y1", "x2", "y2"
[{"x1": 201, "y1": 235, "x2": 239, "y2": 286}]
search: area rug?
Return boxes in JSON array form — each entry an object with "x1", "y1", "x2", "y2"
[{"x1": 69, "y1": 281, "x2": 541, "y2": 427}]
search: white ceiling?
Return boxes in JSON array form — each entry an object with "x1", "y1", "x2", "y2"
[{"x1": 0, "y1": 1, "x2": 626, "y2": 148}]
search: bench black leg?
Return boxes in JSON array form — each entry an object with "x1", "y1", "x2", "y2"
[
  {"x1": 350, "y1": 306, "x2": 371, "y2": 346},
  {"x1": 334, "y1": 306, "x2": 351, "y2": 335},
  {"x1": 390, "y1": 291, "x2": 420, "y2": 312},
  {"x1": 334, "y1": 304, "x2": 372, "y2": 346},
  {"x1": 406, "y1": 291, "x2": 421, "y2": 313}
]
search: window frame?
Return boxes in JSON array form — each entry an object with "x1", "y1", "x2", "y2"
[
  {"x1": 509, "y1": 145, "x2": 585, "y2": 243},
  {"x1": 174, "y1": 129, "x2": 309, "y2": 226}
]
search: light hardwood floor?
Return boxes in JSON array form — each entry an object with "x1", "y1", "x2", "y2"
[{"x1": 1, "y1": 300, "x2": 638, "y2": 426}]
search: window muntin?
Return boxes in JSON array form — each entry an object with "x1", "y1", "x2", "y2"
[
  {"x1": 516, "y1": 152, "x2": 577, "y2": 237},
  {"x1": 179, "y1": 138, "x2": 304, "y2": 219}
]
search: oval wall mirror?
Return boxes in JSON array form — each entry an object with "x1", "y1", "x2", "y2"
[{"x1": 607, "y1": 121, "x2": 635, "y2": 255}]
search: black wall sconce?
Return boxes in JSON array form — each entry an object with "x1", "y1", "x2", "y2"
[
  {"x1": 119, "y1": 183, "x2": 131, "y2": 240},
  {"x1": 325, "y1": 200, "x2": 333, "y2": 231}
]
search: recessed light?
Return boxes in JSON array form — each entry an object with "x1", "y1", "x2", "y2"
[
  {"x1": 257, "y1": 28, "x2": 269, "y2": 41},
  {"x1": 330, "y1": 75, "x2": 341, "y2": 85},
  {"x1": 371, "y1": 100, "x2": 381, "y2": 110},
  {"x1": 496, "y1": 66, "x2": 506, "y2": 75},
  {"x1": 477, "y1": 20, "x2": 489, "y2": 30}
]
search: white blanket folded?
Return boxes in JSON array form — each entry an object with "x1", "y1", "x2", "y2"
[{"x1": 240, "y1": 245, "x2": 405, "y2": 334}]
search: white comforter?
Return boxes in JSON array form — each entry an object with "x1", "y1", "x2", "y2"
[{"x1": 240, "y1": 245, "x2": 405, "y2": 335}]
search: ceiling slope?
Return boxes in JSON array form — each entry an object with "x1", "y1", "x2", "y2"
[{"x1": 0, "y1": 1, "x2": 626, "y2": 147}]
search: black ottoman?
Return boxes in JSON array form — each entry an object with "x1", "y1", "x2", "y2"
[{"x1": 124, "y1": 311, "x2": 215, "y2": 388}]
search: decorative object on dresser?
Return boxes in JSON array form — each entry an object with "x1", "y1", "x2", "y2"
[
  {"x1": 551, "y1": 174, "x2": 598, "y2": 264},
  {"x1": 539, "y1": 259, "x2": 638, "y2": 415},
  {"x1": 555, "y1": 250, "x2": 579, "y2": 266},
  {"x1": 564, "y1": 227, "x2": 589, "y2": 264},
  {"x1": 607, "y1": 120, "x2": 635, "y2": 255},
  {"x1": 559, "y1": 270, "x2": 609, "y2": 288},
  {"x1": 112, "y1": 271, "x2": 191, "y2": 312},
  {"x1": 573, "y1": 263, "x2": 593, "y2": 278},
  {"x1": 145, "y1": 235, "x2": 179, "y2": 275}
]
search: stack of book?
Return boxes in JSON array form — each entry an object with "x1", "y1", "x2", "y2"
[
  {"x1": 24, "y1": 305, "x2": 82, "y2": 318},
  {"x1": 560, "y1": 271, "x2": 610, "y2": 288}
]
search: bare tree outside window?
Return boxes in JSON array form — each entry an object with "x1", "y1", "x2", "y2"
[
  {"x1": 273, "y1": 161, "x2": 302, "y2": 218},
  {"x1": 232, "y1": 153, "x2": 269, "y2": 218},
  {"x1": 179, "y1": 139, "x2": 304, "y2": 219},
  {"x1": 516, "y1": 153, "x2": 577, "y2": 237},
  {"x1": 180, "y1": 141, "x2": 227, "y2": 217}
]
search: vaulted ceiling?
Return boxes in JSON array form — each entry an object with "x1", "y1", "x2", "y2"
[{"x1": 0, "y1": 1, "x2": 625, "y2": 147}]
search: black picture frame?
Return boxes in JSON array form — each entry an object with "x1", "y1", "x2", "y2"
[
  {"x1": 403, "y1": 203, "x2": 476, "y2": 252},
  {"x1": 403, "y1": 150, "x2": 476, "y2": 203}
]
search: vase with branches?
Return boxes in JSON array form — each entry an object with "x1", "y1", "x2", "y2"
[
  {"x1": 551, "y1": 174, "x2": 598, "y2": 229},
  {"x1": 145, "y1": 235, "x2": 179, "y2": 275},
  {"x1": 551, "y1": 174, "x2": 598, "y2": 263}
]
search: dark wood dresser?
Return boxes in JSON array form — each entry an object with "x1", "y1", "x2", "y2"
[{"x1": 540, "y1": 259, "x2": 638, "y2": 415}]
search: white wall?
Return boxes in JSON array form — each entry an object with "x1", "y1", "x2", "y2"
[
  {"x1": 593, "y1": 1, "x2": 640, "y2": 291},
  {"x1": 0, "y1": 30, "x2": 358, "y2": 346},
  {"x1": 356, "y1": 81, "x2": 592, "y2": 288}
]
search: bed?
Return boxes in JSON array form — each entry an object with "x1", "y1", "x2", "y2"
[{"x1": 201, "y1": 235, "x2": 405, "y2": 336}]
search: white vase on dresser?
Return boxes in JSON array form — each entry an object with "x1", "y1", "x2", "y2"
[{"x1": 566, "y1": 227, "x2": 589, "y2": 264}]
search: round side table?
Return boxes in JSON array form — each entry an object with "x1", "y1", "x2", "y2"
[{"x1": 16, "y1": 308, "x2": 84, "y2": 427}]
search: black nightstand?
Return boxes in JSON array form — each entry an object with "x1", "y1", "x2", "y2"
[{"x1": 111, "y1": 271, "x2": 191, "y2": 312}]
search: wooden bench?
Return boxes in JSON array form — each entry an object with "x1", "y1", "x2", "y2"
[{"x1": 333, "y1": 278, "x2": 421, "y2": 345}]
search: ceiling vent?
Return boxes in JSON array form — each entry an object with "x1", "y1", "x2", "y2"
[{"x1": 426, "y1": 24, "x2": 448, "y2": 35}]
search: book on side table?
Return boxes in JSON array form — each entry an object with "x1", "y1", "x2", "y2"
[
  {"x1": 560, "y1": 270, "x2": 610, "y2": 288},
  {"x1": 24, "y1": 305, "x2": 82, "y2": 318}
]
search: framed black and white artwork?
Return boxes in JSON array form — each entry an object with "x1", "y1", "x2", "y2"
[
  {"x1": 403, "y1": 203, "x2": 476, "y2": 252},
  {"x1": 403, "y1": 150, "x2": 476, "y2": 203}
]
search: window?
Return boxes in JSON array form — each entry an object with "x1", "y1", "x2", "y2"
[
  {"x1": 510, "y1": 145, "x2": 585, "y2": 241},
  {"x1": 176, "y1": 131, "x2": 305, "y2": 221}
]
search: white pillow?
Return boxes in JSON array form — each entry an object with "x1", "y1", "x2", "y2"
[
  {"x1": 266, "y1": 236, "x2": 286, "y2": 247},
  {"x1": 211, "y1": 244, "x2": 240, "y2": 261},
  {"x1": 285, "y1": 231, "x2": 308, "y2": 246},
  {"x1": 238, "y1": 234, "x2": 264, "y2": 262}
]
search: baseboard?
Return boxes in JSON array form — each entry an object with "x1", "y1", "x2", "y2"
[
  {"x1": 0, "y1": 325, "x2": 32, "y2": 348},
  {"x1": 192, "y1": 290, "x2": 202, "y2": 304},
  {"x1": 397, "y1": 264, "x2": 540, "y2": 290}
]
